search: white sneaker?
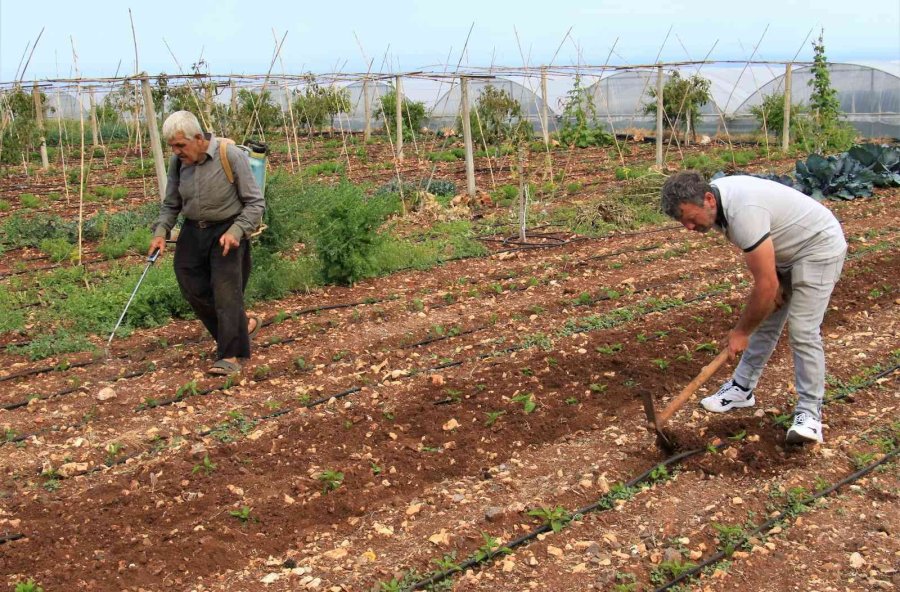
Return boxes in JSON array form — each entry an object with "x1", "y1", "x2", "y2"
[
  {"x1": 785, "y1": 412, "x2": 823, "y2": 444},
  {"x1": 701, "y1": 380, "x2": 755, "y2": 413}
]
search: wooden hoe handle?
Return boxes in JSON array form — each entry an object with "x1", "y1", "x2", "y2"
[{"x1": 656, "y1": 349, "x2": 730, "y2": 427}]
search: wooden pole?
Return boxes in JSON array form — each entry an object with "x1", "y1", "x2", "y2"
[
  {"x1": 363, "y1": 78, "x2": 372, "y2": 142},
  {"x1": 32, "y1": 82, "x2": 49, "y2": 170},
  {"x1": 782, "y1": 62, "x2": 792, "y2": 152},
  {"x1": 395, "y1": 75, "x2": 403, "y2": 161},
  {"x1": 460, "y1": 77, "x2": 476, "y2": 200},
  {"x1": 540, "y1": 67, "x2": 550, "y2": 146},
  {"x1": 140, "y1": 74, "x2": 167, "y2": 200},
  {"x1": 517, "y1": 144, "x2": 527, "y2": 242},
  {"x1": 656, "y1": 65, "x2": 664, "y2": 167},
  {"x1": 88, "y1": 88, "x2": 99, "y2": 147}
]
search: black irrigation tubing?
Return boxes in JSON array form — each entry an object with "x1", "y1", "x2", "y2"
[
  {"x1": 0, "y1": 365, "x2": 157, "y2": 411},
  {"x1": 654, "y1": 447, "x2": 900, "y2": 592},
  {"x1": 407, "y1": 446, "x2": 711, "y2": 591},
  {"x1": 0, "y1": 532, "x2": 25, "y2": 545},
  {"x1": 1, "y1": 385, "x2": 81, "y2": 411},
  {"x1": 0, "y1": 357, "x2": 98, "y2": 383}
]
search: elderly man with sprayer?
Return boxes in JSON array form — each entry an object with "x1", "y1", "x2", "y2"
[
  {"x1": 660, "y1": 171, "x2": 847, "y2": 444},
  {"x1": 148, "y1": 110, "x2": 265, "y2": 375}
]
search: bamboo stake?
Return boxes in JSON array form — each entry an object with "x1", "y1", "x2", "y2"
[
  {"x1": 88, "y1": 87, "x2": 99, "y2": 146},
  {"x1": 395, "y1": 75, "x2": 403, "y2": 161},
  {"x1": 71, "y1": 36, "x2": 85, "y2": 266},
  {"x1": 363, "y1": 77, "x2": 372, "y2": 142}
]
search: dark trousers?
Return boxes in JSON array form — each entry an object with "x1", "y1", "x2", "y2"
[{"x1": 174, "y1": 220, "x2": 252, "y2": 360}]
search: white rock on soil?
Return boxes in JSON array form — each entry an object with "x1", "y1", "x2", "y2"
[
  {"x1": 95, "y1": 387, "x2": 117, "y2": 401},
  {"x1": 850, "y1": 552, "x2": 865, "y2": 569}
]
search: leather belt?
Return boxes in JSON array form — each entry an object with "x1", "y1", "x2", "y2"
[{"x1": 187, "y1": 217, "x2": 235, "y2": 229}]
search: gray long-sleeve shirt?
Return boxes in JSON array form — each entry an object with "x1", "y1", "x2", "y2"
[{"x1": 153, "y1": 134, "x2": 265, "y2": 241}]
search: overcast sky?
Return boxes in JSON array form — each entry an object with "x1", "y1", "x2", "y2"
[{"x1": 1, "y1": 0, "x2": 898, "y2": 81}]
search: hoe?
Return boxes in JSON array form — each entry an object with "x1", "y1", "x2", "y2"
[{"x1": 642, "y1": 349, "x2": 730, "y2": 452}]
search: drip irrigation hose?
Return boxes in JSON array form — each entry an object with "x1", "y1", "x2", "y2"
[
  {"x1": 654, "y1": 447, "x2": 900, "y2": 592},
  {"x1": 407, "y1": 446, "x2": 711, "y2": 591},
  {"x1": 0, "y1": 532, "x2": 25, "y2": 544}
]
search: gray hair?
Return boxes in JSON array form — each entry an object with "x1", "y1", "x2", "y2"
[
  {"x1": 660, "y1": 170, "x2": 711, "y2": 219},
  {"x1": 162, "y1": 110, "x2": 203, "y2": 141}
]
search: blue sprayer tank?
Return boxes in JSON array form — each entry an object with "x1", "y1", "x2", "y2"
[{"x1": 240, "y1": 140, "x2": 268, "y2": 193}]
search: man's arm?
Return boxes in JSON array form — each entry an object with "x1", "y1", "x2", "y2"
[
  {"x1": 149, "y1": 156, "x2": 183, "y2": 255},
  {"x1": 727, "y1": 237, "x2": 779, "y2": 357}
]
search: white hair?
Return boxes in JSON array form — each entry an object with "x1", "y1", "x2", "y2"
[{"x1": 162, "y1": 110, "x2": 203, "y2": 141}]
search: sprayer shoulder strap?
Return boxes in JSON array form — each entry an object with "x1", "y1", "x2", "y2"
[{"x1": 218, "y1": 138, "x2": 236, "y2": 184}]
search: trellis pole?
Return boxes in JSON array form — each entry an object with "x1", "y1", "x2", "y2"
[
  {"x1": 782, "y1": 63, "x2": 792, "y2": 151},
  {"x1": 395, "y1": 75, "x2": 403, "y2": 161},
  {"x1": 140, "y1": 74, "x2": 167, "y2": 200},
  {"x1": 656, "y1": 65, "x2": 664, "y2": 167},
  {"x1": 31, "y1": 82, "x2": 49, "y2": 170},
  {"x1": 363, "y1": 77, "x2": 372, "y2": 142},
  {"x1": 540, "y1": 66, "x2": 550, "y2": 145},
  {"x1": 517, "y1": 144, "x2": 527, "y2": 242},
  {"x1": 88, "y1": 87, "x2": 99, "y2": 147},
  {"x1": 460, "y1": 76, "x2": 476, "y2": 200}
]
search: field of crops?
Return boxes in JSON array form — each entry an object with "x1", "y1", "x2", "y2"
[{"x1": 0, "y1": 134, "x2": 897, "y2": 592}]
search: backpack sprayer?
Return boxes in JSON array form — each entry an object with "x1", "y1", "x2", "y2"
[{"x1": 105, "y1": 139, "x2": 269, "y2": 353}]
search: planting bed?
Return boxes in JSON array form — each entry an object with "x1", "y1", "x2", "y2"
[{"x1": 0, "y1": 139, "x2": 897, "y2": 592}]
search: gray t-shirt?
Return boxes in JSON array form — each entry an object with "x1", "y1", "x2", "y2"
[{"x1": 711, "y1": 176, "x2": 846, "y2": 268}]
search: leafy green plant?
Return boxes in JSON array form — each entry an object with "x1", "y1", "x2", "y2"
[
  {"x1": 376, "y1": 88, "x2": 427, "y2": 141},
  {"x1": 461, "y1": 84, "x2": 531, "y2": 146},
  {"x1": 712, "y1": 522, "x2": 748, "y2": 556},
  {"x1": 253, "y1": 364, "x2": 271, "y2": 380},
  {"x1": 794, "y1": 152, "x2": 876, "y2": 200},
  {"x1": 573, "y1": 292, "x2": 593, "y2": 306},
  {"x1": 527, "y1": 506, "x2": 572, "y2": 533},
  {"x1": 176, "y1": 379, "x2": 199, "y2": 399},
  {"x1": 229, "y1": 506, "x2": 253, "y2": 523},
  {"x1": 847, "y1": 143, "x2": 900, "y2": 187},
  {"x1": 511, "y1": 392, "x2": 536, "y2": 414},
  {"x1": 558, "y1": 75, "x2": 612, "y2": 147},
  {"x1": 652, "y1": 358, "x2": 670, "y2": 370},
  {"x1": 14, "y1": 580, "x2": 44, "y2": 592},
  {"x1": 20, "y1": 193, "x2": 41, "y2": 208},
  {"x1": 596, "y1": 343, "x2": 623, "y2": 355},
  {"x1": 589, "y1": 383, "x2": 608, "y2": 394},
  {"x1": 318, "y1": 469, "x2": 344, "y2": 493},
  {"x1": 472, "y1": 532, "x2": 512, "y2": 563},
  {"x1": 192, "y1": 455, "x2": 217, "y2": 476},
  {"x1": 485, "y1": 410, "x2": 506, "y2": 427},
  {"x1": 650, "y1": 559, "x2": 698, "y2": 585},
  {"x1": 38, "y1": 238, "x2": 74, "y2": 262},
  {"x1": 105, "y1": 442, "x2": 124, "y2": 465}
]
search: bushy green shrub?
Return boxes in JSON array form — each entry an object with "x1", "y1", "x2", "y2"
[
  {"x1": 557, "y1": 75, "x2": 613, "y2": 148},
  {"x1": 460, "y1": 85, "x2": 531, "y2": 146},
  {"x1": 313, "y1": 183, "x2": 397, "y2": 285},
  {"x1": 19, "y1": 193, "x2": 41, "y2": 208},
  {"x1": 39, "y1": 238, "x2": 75, "y2": 262},
  {"x1": 376, "y1": 89, "x2": 427, "y2": 142},
  {"x1": 1, "y1": 213, "x2": 76, "y2": 248}
]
